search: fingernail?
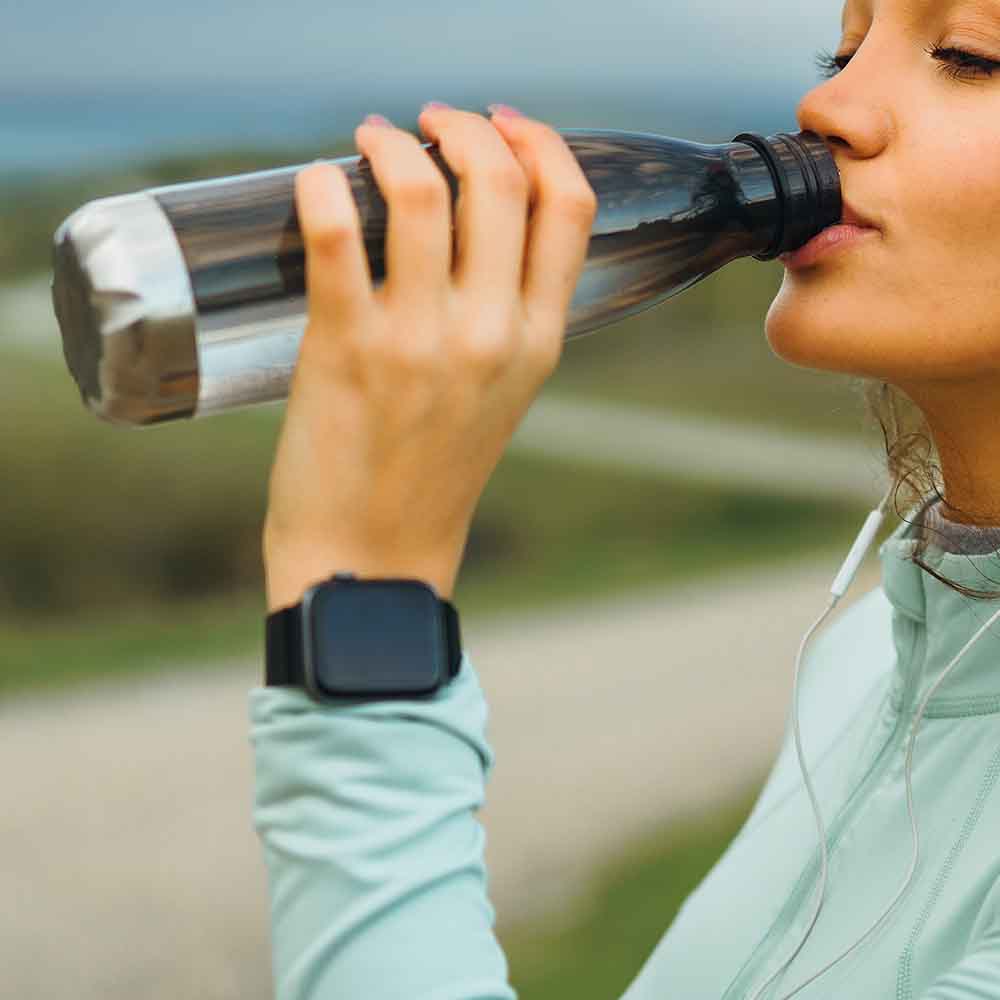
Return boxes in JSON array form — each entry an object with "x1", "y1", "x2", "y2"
[
  {"x1": 422, "y1": 101, "x2": 452, "y2": 112},
  {"x1": 487, "y1": 103, "x2": 524, "y2": 118},
  {"x1": 362, "y1": 113, "x2": 393, "y2": 128}
]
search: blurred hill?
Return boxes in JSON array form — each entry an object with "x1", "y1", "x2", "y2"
[{"x1": 0, "y1": 83, "x2": 806, "y2": 182}]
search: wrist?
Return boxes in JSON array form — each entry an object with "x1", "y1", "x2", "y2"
[{"x1": 263, "y1": 538, "x2": 463, "y2": 612}]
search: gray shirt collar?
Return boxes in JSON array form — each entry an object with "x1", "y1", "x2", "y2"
[{"x1": 917, "y1": 497, "x2": 1000, "y2": 555}]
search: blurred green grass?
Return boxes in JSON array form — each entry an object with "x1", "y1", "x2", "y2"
[
  {"x1": 500, "y1": 788, "x2": 761, "y2": 999},
  {"x1": 550, "y1": 300, "x2": 872, "y2": 440},
  {"x1": 1, "y1": 347, "x2": 859, "y2": 619},
  {"x1": 1, "y1": 346, "x2": 869, "y2": 698},
  {"x1": 0, "y1": 346, "x2": 866, "y2": 695}
]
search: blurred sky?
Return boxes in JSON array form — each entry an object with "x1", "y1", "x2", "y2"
[
  {"x1": 0, "y1": 0, "x2": 844, "y2": 177},
  {"x1": 3, "y1": 0, "x2": 842, "y2": 89}
]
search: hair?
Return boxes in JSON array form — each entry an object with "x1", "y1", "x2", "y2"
[{"x1": 861, "y1": 378, "x2": 1000, "y2": 600}]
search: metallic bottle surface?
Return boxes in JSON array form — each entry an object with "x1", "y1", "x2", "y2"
[{"x1": 50, "y1": 128, "x2": 841, "y2": 426}]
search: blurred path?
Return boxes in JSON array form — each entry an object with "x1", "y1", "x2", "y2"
[
  {"x1": 3, "y1": 274, "x2": 885, "y2": 505},
  {"x1": 0, "y1": 552, "x2": 882, "y2": 1000},
  {"x1": 1, "y1": 274, "x2": 53, "y2": 351},
  {"x1": 513, "y1": 394, "x2": 883, "y2": 505}
]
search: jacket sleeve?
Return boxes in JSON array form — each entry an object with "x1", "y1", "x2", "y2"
[
  {"x1": 919, "y1": 877, "x2": 1000, "y2": 999},
  {"x1": 248, "y1": 653, "x2": 518, "y2": 1000}
]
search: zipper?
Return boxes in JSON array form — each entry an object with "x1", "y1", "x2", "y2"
[{"x1": 721, "y1": 616, "x2": 924, "y2": 1000}]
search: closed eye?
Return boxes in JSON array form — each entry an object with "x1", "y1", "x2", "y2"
[{"x1": 815, "y1": 43, "x2": 1000, "y2": 82}]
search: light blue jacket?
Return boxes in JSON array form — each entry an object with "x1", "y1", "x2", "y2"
[{"x1": 249, "y1": 509, "x2": 1000, "y2": 998}]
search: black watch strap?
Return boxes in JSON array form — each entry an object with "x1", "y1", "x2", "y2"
[{"x1": 265, "y1": 587, "x2": 463, "y2": 688}]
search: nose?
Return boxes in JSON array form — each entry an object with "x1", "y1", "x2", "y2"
[{"x1": 795, "y1": 55, "x2": 892, "y2": 161}]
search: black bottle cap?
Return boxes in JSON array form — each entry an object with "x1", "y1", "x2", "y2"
[{"x1": 732, "y1": 131, "x2": 843, "y2": 260}]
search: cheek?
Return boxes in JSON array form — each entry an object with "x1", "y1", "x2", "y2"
[
  {"x1": 891, "y1": 141, "x2": 1000, "y2": 367},
  {"x1": 907, "y1": 152, "x2": 1000, "y2": 287}
]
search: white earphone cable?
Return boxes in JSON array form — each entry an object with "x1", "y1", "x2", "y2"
[
  {"x1": 748, "y1": 487, "x2": 1000, "y2": 998},
  {"x1": 768, "y1": 594, "x2": 1000, "y2": 999},
  {"x1": 747, "y1": 485, "x2": 904, "y2": 1000},
  {"x1": 744, "y1": 593, "x2": 839, "y2": 1000}
]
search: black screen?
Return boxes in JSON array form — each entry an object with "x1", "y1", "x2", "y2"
[{"x1": 309, "y1": 580, "x2": 444, "y2": 696}]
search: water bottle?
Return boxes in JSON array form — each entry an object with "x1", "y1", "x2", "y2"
[{"x1": 50, "y1": 128, "x2": 840, "y2": 427}]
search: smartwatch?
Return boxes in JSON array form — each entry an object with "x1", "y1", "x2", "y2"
[{"x1": 265, "y1": 571, "x2": 463, "y2": 703}]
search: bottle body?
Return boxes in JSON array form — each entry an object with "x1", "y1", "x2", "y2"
[{"x1": 51, "y1": 128, "x2": 840, "y2": 426}]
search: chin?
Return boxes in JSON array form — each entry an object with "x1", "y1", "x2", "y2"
[{"x1": 764, "y1": 278, "x2": 879, "y2": 378}]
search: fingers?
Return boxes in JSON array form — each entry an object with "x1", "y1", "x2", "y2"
[
  {"x1": 354, "y1": 117, "x2": 454, "y2": 311},
  {"x1": 417, "y1": 106, "x2": 529, "y2": 307},
  {"x1": 487, "y1": 110, "x2": 598, "y2": 351},
  {"x1": 295, "y1": 109, "x2": 597, "y2": 384},
  {"x1": 294, "y1": 162, "x2": 375, "y2": 345}
]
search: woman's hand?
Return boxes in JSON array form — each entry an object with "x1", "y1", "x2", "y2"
[{"x1": 262, "y1": 104, "x2": 598, "y2": 612}]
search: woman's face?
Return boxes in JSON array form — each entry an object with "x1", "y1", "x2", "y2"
[{"x1": 766, "y1": 0, "x2": 1000, "y2": 395}]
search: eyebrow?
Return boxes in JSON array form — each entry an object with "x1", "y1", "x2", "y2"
[{"x1": 842, "y1": 0, "x2": 1000, "y2": 31}]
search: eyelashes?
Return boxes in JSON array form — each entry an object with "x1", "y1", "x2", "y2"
[
  {"x1": 927, "y1": 44, "x2": 1000, "y2": 81},
  {"x1": 814, "y1": 50, "x2": 850, "y2": 78},
  {"x1": 815, "y1": 43, "x2": 1000, "y2": 83},
  {"x1": 815, "y1": 49, "x2": 850, "y2": 80}
]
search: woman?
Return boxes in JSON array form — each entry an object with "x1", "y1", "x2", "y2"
[{"x1": 251, "y1": 1, "x2": 1000, "y2": 996}]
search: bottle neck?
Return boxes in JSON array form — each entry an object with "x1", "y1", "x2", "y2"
[{"x1": 725, "y1": 131, "x2": 842, "y2": 260}]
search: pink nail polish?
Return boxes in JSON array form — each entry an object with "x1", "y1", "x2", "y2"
[
  {"x1": 422, "y1": 101, "x2": 452, "y2": 112},
  {"x1": 362, "y1": 113, "x2": 393, "y2": 128},
  {"x1": 487, "y1": 103, "x2": 524, "y2": 118}
]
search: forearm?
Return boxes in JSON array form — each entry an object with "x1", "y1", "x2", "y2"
[{"x1": 249, "y1": 653, "x2": 516, "y2": 1000}]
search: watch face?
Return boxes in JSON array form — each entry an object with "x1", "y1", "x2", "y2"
[{"x1": 305, "y1": 579, "x2": 446, "y2": 697}]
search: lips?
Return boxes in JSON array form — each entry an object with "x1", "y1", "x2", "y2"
[{"x1": 777, "y1": 188, "x2": 883, "y2": 268}]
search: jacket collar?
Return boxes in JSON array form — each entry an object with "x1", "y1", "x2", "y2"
[{"x1": 879, "y1": 498, "x2": 1000, "y2": 714}]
